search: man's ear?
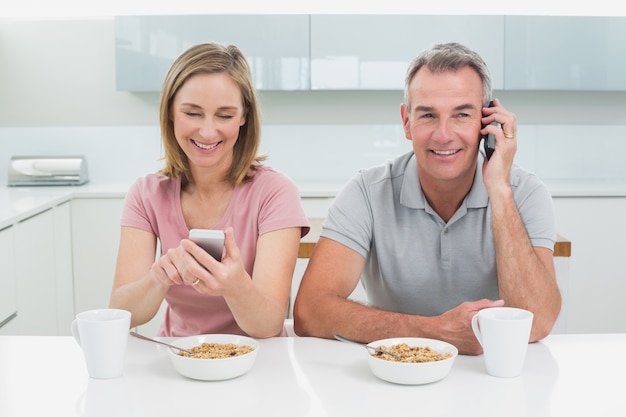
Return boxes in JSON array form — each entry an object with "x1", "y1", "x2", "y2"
[{"x1": 400, "y1": 103, "x2": 411, "y2": 140}]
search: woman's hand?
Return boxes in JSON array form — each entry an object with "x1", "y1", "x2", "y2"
[
  {"x1": 180, "y1": 227, "x2": 250, "y2": 295},
  {"x1": 149, "y1": 244, "x2": 189, "y2": 288}
]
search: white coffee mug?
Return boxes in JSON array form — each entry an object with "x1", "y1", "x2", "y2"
[
  {"x1": 71, "y1": 309, "x2": 131, "y2": 379},
  {"x1": 471, "y1": 307, "x2": 533, "y2": 378}
]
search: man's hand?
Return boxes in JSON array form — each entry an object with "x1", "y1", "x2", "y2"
[{"x1": 433, "y1": 299, "x2": 505, "y2": 355}]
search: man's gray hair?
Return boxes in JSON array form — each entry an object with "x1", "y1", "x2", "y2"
[{"x1": 404, "y1": 42, "x2": 492, "y2": 107}]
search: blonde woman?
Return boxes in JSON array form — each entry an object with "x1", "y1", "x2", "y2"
[{"x1": 110, "y1": 43, "x2": 309, "y2": 338}]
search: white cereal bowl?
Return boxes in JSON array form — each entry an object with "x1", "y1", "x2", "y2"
[
  {"x1": 366, "y1": 337, "x2": 458, "y2": 385},
  {"x1": 167, "y1": 334, "x2": 260, "y2": 381}
]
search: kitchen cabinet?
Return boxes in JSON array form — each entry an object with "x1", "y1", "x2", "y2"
[
  {"x1": 310, "y1": 15, "x2": 504, "y2": 90},
  {"x1": 71, "y1": 197, "x2": 166, "y2": 337},
  {"x1": 0, "y1": 315, "x2": 18, "y2": 335},
  {"x1": 14, "y1": 202, "x2": 73, "y2": 335},
  {"x1": 504, "y1": 16, "x2": 626, "y2": 90},
  {"x1": 113, "y1": 14, "x2": 626, "y2": 93},
  {"x1": 300, "y1": 197, "x2": 334, "y2": 219},
  {"x1": 71, "y1": 198, "x2": 124, "y2": 315},
  {"x1": 115, "y1": 15, "x2": 310, "y2": 91},
  {"x1": 54, "y1": 202, "x2": 74, "y2": 334},
  {"x1": 115, "y1": 14, "x2": 505, "y2": 92},
  {"x1": 552, "y1": 197, "x2": 626, "y2": 334},
  {"x1": 0, "y1": 226, "x2": 17, "y2": 334}
]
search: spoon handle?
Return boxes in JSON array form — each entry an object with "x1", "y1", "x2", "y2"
[
  {"x1": 129, "y1": 331, "x2": 192, "y2": 354},
  {"x1": 333, "y1": 334, "x2": 359, "y2": 345},
  {"x1": 334, "y1": 334, "x2": 404, "y2": 360}
]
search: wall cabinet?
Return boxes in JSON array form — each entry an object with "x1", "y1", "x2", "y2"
[
  {"x1": 310, "y1": 15, "x2": 504, "y2": 90},
  {"x1": 115, "y1": 15, "x2": 310, "y2": 91},
  {"x1": 116, "y1": 14, "x2": 626, "y2": 92},
  {"x1": 115, "y1": 14, "x2": 504, "y2": 92},
  {"x1": 14, "y1": 202, "x2": 73, "y2": 335},
  {"x1": 504, "y1": 16, "x2": 626, "y2": 90}
]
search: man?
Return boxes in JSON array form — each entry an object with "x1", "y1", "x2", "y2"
[{"x1": 293, "y1": 42, "x2": 561, "y2": 355}]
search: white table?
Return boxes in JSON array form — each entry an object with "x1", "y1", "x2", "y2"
[{"x1": 1, "y1": 334, "x2": 625, "y2": 416}]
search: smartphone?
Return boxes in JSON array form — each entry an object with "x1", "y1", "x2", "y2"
[
  {"x1": 189, "y1": 229, "x2": 225, "y2": 261},
  {"x1": 482, "y1": 100, "x2": 497, "y2": 160}
]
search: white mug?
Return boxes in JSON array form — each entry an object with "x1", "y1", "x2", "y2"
[
  {"x1": 71, "y1": 309, "x2": 131, "y2": 379},
  {"x1": 471, "y1": 307, "x2": 533, "y2": 378}
]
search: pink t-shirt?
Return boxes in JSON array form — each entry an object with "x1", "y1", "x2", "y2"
[{"x1": 120, "y1": 164, "x2": 310, "y2": 337}]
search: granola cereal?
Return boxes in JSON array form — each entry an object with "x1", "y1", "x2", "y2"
[
  {"x1": 372, "y1": 343, "x2": 452, "y2": 363},
  {"x1": 178, "y1": 342, "x2": 254, "y2": 359}
]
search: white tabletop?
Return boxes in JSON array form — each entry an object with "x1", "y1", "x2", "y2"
[{"x1": 1, "y1": 333, "x2": 625, "y2": 417}]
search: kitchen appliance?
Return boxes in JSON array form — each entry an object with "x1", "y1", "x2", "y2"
[{"x1": 7, "y1": 156, "x2": 89, "y2": 186}]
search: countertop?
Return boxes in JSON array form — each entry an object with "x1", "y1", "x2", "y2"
[
  {"x1": 1, "y1": 333, "x2": 625, "y2": 416},
  {"x1": 3, "y1": 177, "x2": 625, "y2": 230},
  {"x1": 543, "y1": 178, "x2": 626, "y2": 197},
  {"x1": 0, "y1": 183, "x2": 129, "y2": 230}
]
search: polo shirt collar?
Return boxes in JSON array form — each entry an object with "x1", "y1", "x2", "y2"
[{"x1": 400, "y1": 153, "x2": 489, "y2": 210}]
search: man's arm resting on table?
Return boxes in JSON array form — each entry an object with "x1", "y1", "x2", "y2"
[{"x1": 293, "y1": 237, "x2": 500, "y2": 355}]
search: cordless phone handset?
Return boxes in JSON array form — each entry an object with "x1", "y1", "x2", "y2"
[{"x1": 482, "y1": 100, "x2": 497, "y2": 160}]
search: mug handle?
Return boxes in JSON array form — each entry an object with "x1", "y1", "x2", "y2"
[
  {"x1": 71, "y1": 319, "x2": 81, "y2": 347},
  {"x1": 471, "y1": 314, "x2": 483, "y2": 347}
]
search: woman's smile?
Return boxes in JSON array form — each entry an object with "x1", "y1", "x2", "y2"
[{"x1": 191, "y1": 139, "x2": 222, "y2": 151}]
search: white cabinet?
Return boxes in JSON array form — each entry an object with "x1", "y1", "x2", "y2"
[
  {"x1": 551, "y1": 255, "x2": 571, "y2": 334},
  {"x1": 113, "y1": 14, "x2": 626, "y2": 92},
  {"x1": 14, "y1": 202, "x2": 73, "y2": 335},
  {"x1": 300, "y1": 197, "x2": 334, "y2": 219},
  {"x1": 71, "y1": 197, "x2": 166, "y2": 337},
  {"x1": 0, "y1": 226, "x2": 17, "y2": 333},
  {"x1": 504, "y1": 16, "x2": 626, "y2": 90},
  {"x1": 115, "y1": 15, "x2": 310, "y2": 91},
  {"x1": 53, "y1": 202, "x2": 74, "y2": 334},
  {"x1": 115, "y1": 14, "x2": 506, "y2": 92},
  {"x1": 552, "y1": 197, "x2": 626, "y2": 333},
  {"x1": 71, "y1": 198, "x2": 124, "y2": 314},
  {"x1": 0, "y1": 315, "x2": 18, "y2": 335},
  {"x1": 310, "y1": 15, "x2": 504, "y2": 90}
]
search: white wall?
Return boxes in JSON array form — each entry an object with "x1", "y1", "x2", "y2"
[{"x1": 2, "y1": 17, "x2": 626, "y2": 187}]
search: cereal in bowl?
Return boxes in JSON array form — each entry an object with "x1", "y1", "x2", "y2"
[
  {"x1": 373, "y1": 343, "x2": 452, "y2": 363},
  {"x1": 178, "y1": 342, "x2": 254, "y2": 359}
]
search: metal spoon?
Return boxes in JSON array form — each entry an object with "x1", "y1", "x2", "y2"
[
  {"x1": 334, "y1": 334, "x2": 404, "y2": 361},
  {"x1": 129, "y1": 331, "x2": 194, "y2": 355}
]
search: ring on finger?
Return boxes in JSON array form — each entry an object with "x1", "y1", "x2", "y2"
[
  {"x1": 504, "y1": 132, "x2": 515, "y2": 139},
  {"x1": 192, "y1": 278, "x2": 201, "y2": 286}
]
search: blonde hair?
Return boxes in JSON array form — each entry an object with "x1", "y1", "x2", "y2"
[{"x1": 159, "y1": 43, "x2": 265, "y2": 184}]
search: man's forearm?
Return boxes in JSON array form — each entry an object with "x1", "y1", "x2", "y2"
[{"x1": 490, "y1": 189, "x2": 561, "y2": 339}]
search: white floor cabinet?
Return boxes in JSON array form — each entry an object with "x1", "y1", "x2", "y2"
[
  {"x1": 13, "y1": 202, "x2": 73, "y2": 335},
  {"x1": 71, "y1": 198, "x2": 124, "y2": 315},
  {"x1": 70, "y1": 197, "x2": 165, "y2": 336},
  {"x1": 0, "y1": 225, "x2": 17, "y2": 334},
  {"x1": 552, "y1": 197, "x2": 626, "y2": 333}
]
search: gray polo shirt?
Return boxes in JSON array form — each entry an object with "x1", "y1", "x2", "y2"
[{"x1": 322, "y1": 151, "x2": 556, "y2": 316}]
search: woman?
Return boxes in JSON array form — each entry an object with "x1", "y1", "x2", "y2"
[{"x1": 110, "y1": 43, "x2": 309, "y2": 338}]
